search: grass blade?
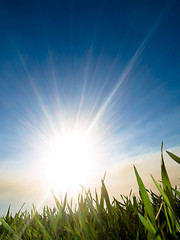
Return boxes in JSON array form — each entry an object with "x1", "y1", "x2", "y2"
[
  {"x1": 0, "y1": 217, "x2": 22, "y2": 240},
  {"x1": 161, "y1": 143, "x2": 177, "y2": 216},
  {"x1": 151, "y1": 175, "x2": 173, "y2": 213},
  {"x1": 137, "y1": 214, "x2": 156, "y2": 235},
  {"x1": 38, "y1": 220, "x2": 53, "y2": 240},
  {"x1": 101, "y1": 179, "x2": 111, "y2": 214},
  {"x1": 166, "y1": 150, "x2": 180, "y2": 164},
  {"x1": 134, "y1": 166, "x2": 156, "y2": 226},
  {"x1": 161, "y1": 143, "x2": 172, "y2": 194}
]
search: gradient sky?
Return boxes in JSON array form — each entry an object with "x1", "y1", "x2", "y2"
[{"x1": 0, "y1": 0, "x2": 180, "y2": 215}]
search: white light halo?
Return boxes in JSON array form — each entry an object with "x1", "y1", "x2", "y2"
[{"x1": 44, "y1": 130, "x2": 94, "y2": 193}]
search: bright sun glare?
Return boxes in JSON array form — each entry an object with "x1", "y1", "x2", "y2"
[{"x1": 42, "y1": 130, "x2": 95, "y2": 193}]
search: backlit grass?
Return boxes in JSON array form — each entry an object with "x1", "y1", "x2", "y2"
[{"x1": 0, "y1": 143, "x2": 179, "y2": 239}]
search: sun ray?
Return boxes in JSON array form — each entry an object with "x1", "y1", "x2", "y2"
[{"x1": 86, "y1": 2, "x2": 172, "y2": 136}]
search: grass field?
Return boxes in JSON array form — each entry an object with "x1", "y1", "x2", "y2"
[{"x1": 0, "y1": 143, "x2": 179, "y2": 239}]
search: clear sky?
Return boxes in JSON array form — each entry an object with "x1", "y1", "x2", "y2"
[{"x1": 0, "y1": 0, "x2": 180, "y2": 215}]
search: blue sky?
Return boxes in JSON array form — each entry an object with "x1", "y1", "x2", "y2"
[{"x1": 0, "y1": 0, "x2": 180, "y2": 214}]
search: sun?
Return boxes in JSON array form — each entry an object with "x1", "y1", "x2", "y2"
[{"x1": 43, "y1": 130, "x2": 95, "y2": 193}]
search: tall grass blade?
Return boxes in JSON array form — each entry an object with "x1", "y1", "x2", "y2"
[
  {"x1": 151, "y1": 175, "x2": 174, "y2": 215},
  {"x1": 161, "y1": 142, "x2": 172, "y2": 195},
  {"x1": 163, "y1": 203, "x2": 173, "y2": 234},
  {"x1": 161, "y1": 143, "x2": 177, "y2": 216},
  {"x1": 134, "y1": 166, "x2": 156, "y2": 226},
  {"x1": 101, "y1": 179, "x2": 111, "y2": 214}
]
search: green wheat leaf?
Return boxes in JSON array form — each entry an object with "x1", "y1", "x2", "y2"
[
  {"x1": 137, "y1": 214, "x2": 156, "y2": 235},
  {"x1": 38, "y1": 220, "x2": 53, "y2": 240},
  {"x1": 166, "y1": 150, "x2": 180, "y2": 164},
  {"x1": 0, "y1": 217, "x2": 22, "y2": 240},
  {"x1": 101, "y1": 179, "x2": 111, "y2": 214},
  {"x1": 151, "y1": 175, "x2": 173, "y2": 213},
  {"x1": 161, "y1": 142, "x2": 172, "y2": 194},
  {"x1": 134, "y1": 166, "x2": 156, "y2": 226}
]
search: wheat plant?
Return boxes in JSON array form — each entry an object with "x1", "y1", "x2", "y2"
[{"x1": 0, "y1": 143, "x2": 179, "y2": 239}]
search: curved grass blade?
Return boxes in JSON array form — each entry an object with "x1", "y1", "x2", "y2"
[
  {"x1": 166, "y1": 151, "x2": 180, "y2": 164},
  {"x1": 0, "y1": 217, "x2": 22, "y2": 240}
]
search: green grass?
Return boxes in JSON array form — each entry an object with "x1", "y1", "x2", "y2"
[{"x1": 0, "y1": 143, "x2": 180, "y2": 239}]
